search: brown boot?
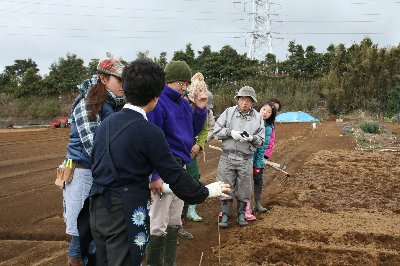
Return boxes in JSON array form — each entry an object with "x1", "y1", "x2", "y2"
[{"x1": 66, "y1": 257, "x2": 84, "y2": 266}]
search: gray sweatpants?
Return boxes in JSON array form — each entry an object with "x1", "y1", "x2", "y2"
[{"x1": 216, "y1": 154, "x2": 253, "y2": 201}]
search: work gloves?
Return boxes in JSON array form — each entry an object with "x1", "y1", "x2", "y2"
[
  {"x1": 242, "y1": 134, "x2": 253, "y2": 142},
  {"x1": 206, "y1": 181, "x2": 231, "y2": 198},
  {"x1": 161, "y1": 181, "x2": 230, "y2": 199},
  {"x1": 230, "y1": 130, "x2": 253, "y2": 142},
  {"x1": 231, "y1": 130, "x2": 245, "y2": 141}
]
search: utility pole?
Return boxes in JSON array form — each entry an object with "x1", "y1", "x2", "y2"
[{"x1": 248, "y1": 0, "x2": 274, "y2": 60}]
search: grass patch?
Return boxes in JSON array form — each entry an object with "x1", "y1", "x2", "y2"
[
  {"x1": 357, "y1": 137, "x2": 368, "y2": 144},
  {"x1": 360, "y1": 121, "x2": 380, "y2": 134}
]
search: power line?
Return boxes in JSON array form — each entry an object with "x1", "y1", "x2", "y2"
[
  {"x1": 0, "y1": 24, "x2": 248, "y2": 34},
  {"x1": 0, "y1": 31, "x2": 248, "y2": 39},
  {"x1": 0, "y1": 9, "x2": 240, "y2": 21},
  {"x1": 0, "y1": 0, "x2": 243, "y2": 15},
  {"x1": 274, "y1": 20, "x2": 375, "y2": 23},
  {"x1": 276, "y1": 32, "x2": 383, "y2": 35}
]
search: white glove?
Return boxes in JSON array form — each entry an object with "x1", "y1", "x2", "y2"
[
  {"x1": 231, "y1": 130, "x2": 245, "y2": 141},
  {"x1": 242, "y1": 134, "x2": 254, "y2": 142},
  {"x1": 205, "y1": 181, "x2": 231, "y2": 198},
  {"x1": 162, "y1": 183, "x2": 173, "y2": 195}
]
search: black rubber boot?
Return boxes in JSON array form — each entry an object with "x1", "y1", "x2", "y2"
[
  {"x1": 254, "y1": 183, "x2": 267, "y2": 213},
  {"x1": 146, "y1": 235, "x2": 165, "y2": 266},
  {"x1": 177, "y1": 225, "x2": 193, "y2": 240},
  {"x1": 164, "y1": 226, "x2": 179, "y2": 266},
  {"x1": 181, "y1": 202, "x2": 189, "y2": 220},
  {"x1": 237, "y1": 201, "x2": 249, "y2": 226},
  {"x1": 219, "y1": 200, "x2": 232, "y2": 229}
]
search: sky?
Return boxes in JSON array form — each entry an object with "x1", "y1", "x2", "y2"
[{"x1": 0, "y1": 0, "x2": 399, "y2": 74}]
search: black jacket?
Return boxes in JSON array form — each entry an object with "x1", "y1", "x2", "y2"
[{"x1": 91, "y1": 108, "x2": 209, "y2": 204}]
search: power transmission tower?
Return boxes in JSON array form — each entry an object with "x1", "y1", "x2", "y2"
[{"x1": 248, "y1": 0, "x2": 274, "y2": 60}]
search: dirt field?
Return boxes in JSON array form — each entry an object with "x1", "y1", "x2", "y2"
[{"x1": 0, "y1": 120, "x2": 399, "y2": 265}]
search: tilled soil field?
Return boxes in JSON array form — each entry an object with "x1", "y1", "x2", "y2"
[{"x1": 0, "y1": 120, "x2": 399, "y2": 265}]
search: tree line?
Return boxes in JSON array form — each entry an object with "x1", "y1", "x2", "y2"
[{"x1": 0, "y1": 37, "x2": 399, "y2": 119}]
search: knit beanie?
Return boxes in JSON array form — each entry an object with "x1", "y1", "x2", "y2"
[
  {"x1": 164, "y1": 61, "x2": 192, "y2": 83},
  {"x1": 187, "y1": 72, "x2": 208, "y2": 103}
]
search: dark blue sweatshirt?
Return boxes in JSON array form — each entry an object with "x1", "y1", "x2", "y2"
[
  {"x1": 147, "y1": 85, "x2": 207, "y2": 180},
  {"x1": 90, "y1": 108, "x2": 209, "y2": 204}
]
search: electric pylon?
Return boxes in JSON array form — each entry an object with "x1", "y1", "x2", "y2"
[{"x1": 248, "y1": 0, "x2": 274, "y2": 60}]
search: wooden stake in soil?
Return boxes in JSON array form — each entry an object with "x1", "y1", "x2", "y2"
[
  {"x1": 199, "y1": 251, "x2": 203, "y2": 266},
  {"x1": 218, "y1": 215, "x2": 221, "y2": 264}
]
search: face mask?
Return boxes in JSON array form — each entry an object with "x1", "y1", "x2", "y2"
[{"x1": 106, "y1": 89, "x2": 125, "y2": 106}]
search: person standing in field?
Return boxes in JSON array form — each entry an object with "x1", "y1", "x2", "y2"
[
  {"x1": 184, "y1": 72, "x2": 209, "y2": 225},
  {"x1": 87, "y1": 58, "x2": 230, "y2": 266},
  {"x1": 62, "y1": 58, "x2": 125, "y2": 266},
  {"x1": 145, "y1": 61, "x2": 208, "y2": 265},
  {"x1": 212, "y1": 86, "x2": 264, "y2": 228},
  {"x1": 206, "y1": 90, "x2": 216, "y2": 142},
  {"x1": 263, "y1": 97, "x2": 282, "y2": 161},
  {"x1": 245, "y1": 101, "x2": 277, "y2": 220}
]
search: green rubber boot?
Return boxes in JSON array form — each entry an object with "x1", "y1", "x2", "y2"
[
  {"x1": 164, "y1": 226, "x2": 179, "y2": 266},
  {"x1": 186, "y1": 204, "x2": 203, "y2": 222},
  {"x1": 146, "y1": 235, "x2": 165, "y2": 266}
]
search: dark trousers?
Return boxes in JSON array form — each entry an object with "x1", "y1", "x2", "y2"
[
  {"x1": 90, "y1": 195, "x2": 130, "y2": 266},
  {"x1": 253, "y1": 167, "x2": 265, "y2": 186}
]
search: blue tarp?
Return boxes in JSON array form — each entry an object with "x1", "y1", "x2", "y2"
[{"x1": 276, "y1": 112, "x2": 319, "y2": 122}]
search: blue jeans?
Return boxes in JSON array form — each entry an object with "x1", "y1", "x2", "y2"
[
  {"x1": 68, "y1": 235, "x2": 95, "y2": 263},
  {"x1": 63, "y1": 168, "x2": 93, "y2": 235}
]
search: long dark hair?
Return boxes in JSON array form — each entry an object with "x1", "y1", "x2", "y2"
[
  {"x1": 86, "y1": 75, "x2": 110, "y2": 121},
  {"x1": 268, "y1": 97, "x2": 282, "y2": 112},
  {"x1": 256, "y1": 101, "x2": 276, "y2": 125}
]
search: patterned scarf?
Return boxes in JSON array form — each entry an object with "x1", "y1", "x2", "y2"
[
  {"x1": 71, "y1": 75, "x2": 99, "y2": 110},
  {"x1": 105, "y1": 89, "x2": 125, "y2": 107},
  {"x1": 71, "y1": 75, "x2": 125, "y2": 110}
]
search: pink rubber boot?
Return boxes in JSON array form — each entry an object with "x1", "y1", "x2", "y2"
[{"x1": 245, "y1": 202, "x2": 256, "y2": 221}]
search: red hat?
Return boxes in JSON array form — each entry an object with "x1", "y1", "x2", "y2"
[{"x1": 97, "y1": 58, "x2": 124, "y2": 78}]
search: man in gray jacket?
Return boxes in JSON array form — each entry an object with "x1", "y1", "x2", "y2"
[
  {"x1": 206, "y1": 90, "x2": 216, "y2": 142},
  {"x1": 212, "y1": 86, "x2": 264, "y2": 228}
]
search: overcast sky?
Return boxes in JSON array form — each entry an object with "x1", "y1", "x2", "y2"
[{"x1": 0, "y1": 0, "x2": 399, "y2": 74}]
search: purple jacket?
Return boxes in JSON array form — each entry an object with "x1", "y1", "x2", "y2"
[{"x1": 148, "y1": 85, "x2": 207, "y2": 180}]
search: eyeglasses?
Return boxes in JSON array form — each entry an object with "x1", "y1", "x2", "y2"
[
  {"x1": 176, "y1": 81, "x2": 190, "y2": 88},
  {"x1": 239, "y1": 97, "x2": 253, "y2": 102}
]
